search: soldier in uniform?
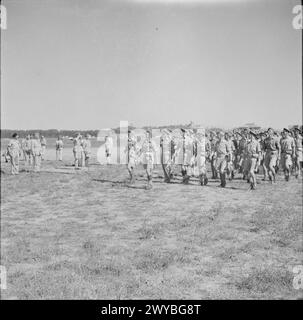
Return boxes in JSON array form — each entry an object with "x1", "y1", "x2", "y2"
[
  {"x1": 55, "y1": 136, "x2": 64, "y2": 161},
  {"x1": 160, "y1": 129, "x2": 173, "y2": 183},
  {"x1": 31, "y1": 132, "x2": 42, "y2": 172},
  {"x1": 23, "y1": 134, "x2": 33, "y2": 167},
  {"x1": 294, "y1": 127, "x2": 303, "y2": 178},
  {"x1": 209, "y1": 131, "x2": 218, "y2": 179},
  {"x1": 214, "y1": 131, "x2": 231, "y2": 187},
  {"x1": 73, "y1": 134, "x2": 83, "y2": 169},
  {"x1": 264, "y1": 128, "x2": 281, "y2": 183},
  {"x1": 82, "y1": 133, "x2": 92, "y2": 168},
  {"x1": 7, "y1": 133, "x2": 21, "y2": 175},
  {"x1": 225, "y1": 132, "x2": 235, "y2": 180},
  {"x1": 138, "y1": 129, "x2": 157, "y2": 189},
  {"x1": 195, "y1": 127, "x2": 208, "y2": 186},
  {"x1": 40, "y1": 135, "x2": 47, "y2": 161},
  {"x1": 238, "y1": 128, "x2": 249, "y2": 180},
  {"x1": 246, "y1": 131, "x2": 261, "y2": 190},
  {"x1": 126, "y1": 130, "x2": 138, "y2": 184},
  {"x1": 280, "y1": 128, "x2": 295, "y2": 181}
]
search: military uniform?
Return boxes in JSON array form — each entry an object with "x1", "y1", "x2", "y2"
[
  {"x1": 214, "y1": 135, "x2": 231, "y2": 187},
  {"x1": 31, "y1": 137, "x2": 42, "y2": 172},
  {"x1": 209, "y1": 134, "x2": 218, "y2": 179},
  {"x1": 73, "y1": 136, "x2": 83, "y2": 169},
  {"x1": 40, "y1": 136, "x2": 47, "y2": 160},
  {"x1": 160, "y1": 129, "x2": 173, "y2": 183},
  {"x1": 126, "y1": 133, "x2": 138, "y2": 183},
  {"x1": 294, "y1": 131, "x2": 302, "y2": 177},
  {"x1": 82, "y1": 137, "x2": 92, "y2": 167},
  {"x1": 140, "y1": 133, "x2": 157, "y2": 189},
  {"x1": 7, "y1": 138, "x2": 21, "y2": 175},
  {"x1": 280, "y1": 133, "x2": 295, "y2": 181},
  {"x1": 246, "y1": 134, "x2": 261, "y2": 189},
  {"x1": 264, "y1": 134, "x2": 280, "y2": 182},
  {"x1": 56, "y1": 138, "x2": 64, "y2": 161}
]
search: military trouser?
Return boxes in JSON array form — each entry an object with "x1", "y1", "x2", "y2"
[
  {"x1": 56, "y1": 149, "x2": 63, "y2": 161},
  {"x1": 33, "y1": 154, "x2": 41, "y2": 172},
  {"x1": 281, "y1": 153, "x2": 292, "y2": 180},
  {"x1": 215, "y1": 155, "x2": 227, "y2": 187},
  {"x1": 143, "y1": 162, "x2": 154, "y2": 189},
  {"x1": 247, "y1": 157, "x2": 258, "y2": 189},
  {"x1": 264, "y1": 151, "x2": 278, "y2": 182},
  {"x1": 211, "y1": 155, "x2": 217, "y2": 179}
]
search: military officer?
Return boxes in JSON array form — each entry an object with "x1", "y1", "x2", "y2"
[
  {"x1": 82, "y1": 133, "x2": 92, "y2": 168},
  {"x1": 293, "y1": 127, "x2": 303, "y2": 178}
]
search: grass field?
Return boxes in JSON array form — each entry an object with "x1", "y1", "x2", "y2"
[{"x1": 0, "y1": 155, "x2": 302, "y2": 299}]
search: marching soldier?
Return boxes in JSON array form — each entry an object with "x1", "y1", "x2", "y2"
[
  {"x1": 209, "y1": 131, "x2": 218, "y2": 179},
  {"x1": 214, "y1": 131, "x2": 231, "y2": 188},
  {"x1": 139, "y1": 129, "x2": 157, "y2": 189},
  {"x1": 280, "y1": 128, "x2": 295, "y2": 181},
  {"x1": 7, "y1": 133, "x2": 21, "y2": 175},
  {"x1": 264, "y1": 128, "x2": 281, "y2": 183},
  {"x1": 195, "y1": 127, "x2": 208, "y2": 186},
  {"x1": 31, "y1": 132, "x2": 42, "y2": 172},
  {"x1": 238, "y1": 128, "x2": 249, "y2": 180},
  {"x1": 246, "y1": 131, "x2": 261, "y2": 190},
  {"x1": 55, "y1": 136, "x2": 64, "y2": 161},
  {"x1": 225, "y1": 132, "x2": 235, "y2": 180},
  {"x1": 294, "y1": 127, "x2": 303, "y2": 178},
  {"x1": 82, "y1": 133, "x2": 92, "y2": 168}
]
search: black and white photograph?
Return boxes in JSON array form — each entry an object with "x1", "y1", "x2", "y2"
[{"x1": 0, "y1": 0, "x2": 302, "y2": 305}]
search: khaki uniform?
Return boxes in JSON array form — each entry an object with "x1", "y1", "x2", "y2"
[
  {"x1": 209, "y1": 137, "x2": 218, "y2": 179},
  {"x1": 40, "y1": 137, "x2": 47, "y2": 160},
  {"x1": 140, "y1": 137, "x2": 157, "y2": 188},
  {"x1": 7, "y1": 139, "x2": 21, "y2": 174},
  {"x1": 264, "y1": 135, "x2": 280, "y2": 182},
  {"x1": 56, "y1": 139, "x2": 64, "y2": 161},
  {"x1": 31, "y1": 139, "x2": 42, "y2": 172},
  {"x1": 246, "y1": 138, "x2": 261, "y2": 188},
  {"x1": 82, "y1": 139, "x2": 92, "y2": 167},
  {"x1": 73, "y1": 137, "x2": 83, "y2": 168},
  {"x1": 280, "y1": 137, "x2": 295, "y2": 171}
]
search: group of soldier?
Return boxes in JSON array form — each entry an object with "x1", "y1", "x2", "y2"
[
  {"x1": 3, "y1": 126, "x2": 303, "y2": 191},
  {"x1": 3, "y1": 132, "x2": 92, "y2": 174},
  {"x1": 126, "y1": 126, "x2": 303, "y2": 190}
]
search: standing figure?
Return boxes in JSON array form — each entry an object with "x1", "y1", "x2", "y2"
[
  {"x1": 264, "y1": 128, "x2": 281, "y2": 183},
  {"x1": 280, "y1": 128, "x2": 295, "y2": 181},
  {"x1": 31, "y1": 133, "x2": 42, "y2": 172},
  {"x1": 238, "y1": 129, "x2": 249, "y2": 180},
  {"x1": 225, "y1": 132, "x2": 235, "y2": 180},
  {"x1": 246, "y1": 131, "x2": 261, "y2": 190},
  {"x1": 139, "y1": 129, "x2": 157, "y2": 189},
  {"x1": 23, "y1": 134, "x2": 33, "y2": 167},
  {"x1": 195, "y1": 128, "x2": 208, "y2": 186},
  {"x1": 104, "y1": 135, "x2": 113, "y2": 165},
  {"x1": 209, "y1": 131, "x2": 218, "y2": 179},
  {"x1": 40, "y1": 135, "x2": 47, "y2": 161},
  {"x1": 294, "y1": 128, "x2": 303, "y2": 178},
  {"x1": 180, "y1": 129, "x2": 194, "y2": 184},
  {"x1": 82, "y1": 134, "x2": 92, "y2": 168},
  {"x1": 7, "y1": 133, "x2": 21, "y2": 175},
  {"x1": 214, "y1": 131, "x2": 231, "y2": 188},
  {"x1": 73, "y1": 134, "x2": 83, "y2": 169},
  {"x1": 56, "y1": 136, "x2": 64, "y2": 161},
  {"x1": 160, "y1": 129, "x2": 173, "y2": 183},
  {"x1": 126, "y1": 130, "x2": 138, "y2": 184}
]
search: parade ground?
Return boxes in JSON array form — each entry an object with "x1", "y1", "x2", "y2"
[{"x1": 1, "y1": 154, "x2": 302, "y2": 299}]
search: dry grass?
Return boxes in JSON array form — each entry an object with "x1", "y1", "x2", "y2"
[{"x1": 0, "y1": 157, "x2": 302, "y2": 300}]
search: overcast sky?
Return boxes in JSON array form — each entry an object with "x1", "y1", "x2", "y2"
[{"x1": 1, "y1": 0, "x2": 302, "y2": 130}]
